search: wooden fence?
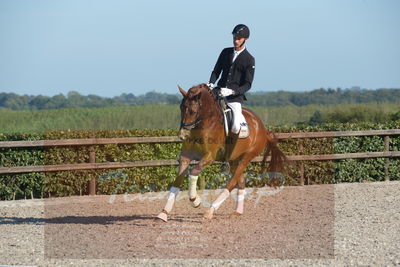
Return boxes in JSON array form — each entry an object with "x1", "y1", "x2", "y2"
[{"x1": 1, "y1": 129, "x2": 400, "y2": 194}]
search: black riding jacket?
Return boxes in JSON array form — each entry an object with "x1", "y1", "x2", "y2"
[{"x1": 209, "y1": 47, "x2": 255, "y2": 103}]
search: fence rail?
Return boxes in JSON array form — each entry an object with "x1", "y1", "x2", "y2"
[
  {"x1": 1, "y1": 129, "x2": 399, "y2": 148},
  {"x1": 1, "y1": 129, "x2": 400, "y2": 192}
]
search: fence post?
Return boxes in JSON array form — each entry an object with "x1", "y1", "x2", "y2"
[
  {"x1": 299, "y1": 140, "x2": 305, "y2": 186},
  {"x1": 384, "y1": 136, "x2": 390, "y2": 181},
  {"x1": 88, "y1": 146, "x2": 96, "y2": 195}
]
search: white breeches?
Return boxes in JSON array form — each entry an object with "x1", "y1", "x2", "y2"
[{"x1": 227, "y1": 102, "x2": 247, "y2": 134}]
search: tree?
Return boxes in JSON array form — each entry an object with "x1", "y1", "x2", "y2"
[
  {"x1": 390, "y1": 110, "x2": 400, "y2": 121},
  {"x1": 29, "y1": 95, "x2": 51, "y2": 110},
  {"x1": 309, "y1": 110, "x2": 323, "y2": 125}
]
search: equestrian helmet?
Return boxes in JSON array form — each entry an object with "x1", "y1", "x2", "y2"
[{"x1": 232, "y1": 24, "x2": 250, "y2": 38}]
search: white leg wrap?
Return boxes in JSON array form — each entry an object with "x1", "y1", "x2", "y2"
[
  {"x1": 190, "y1": 195, "x2": 201, "y2": 208},
  {"x1": 235, "y1": 189, "x2": 245, "y2": 215},
  {"x1": 163, "y1": 186, "x2": 180, "y2": 214},
  {"x1": 211, "y1": 188, "x2": 230, "y2": 211},
  {"x1": 188, "y1": 175, "x2": 198, "y2": 199}
]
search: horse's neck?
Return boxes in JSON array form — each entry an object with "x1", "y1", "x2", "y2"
[
  {"x1": 187, "y1": 93, "x2": 224, "y2": 147},
  {"x1": 202, "y1": 97, "x2": 222, "y2": 122}
]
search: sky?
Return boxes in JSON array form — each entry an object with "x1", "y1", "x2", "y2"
[{"x1": 0, "y1": 0, "x2": 399, "y2": 97}]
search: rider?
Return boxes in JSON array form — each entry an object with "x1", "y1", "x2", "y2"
[{"x1": 208, "y1": 24, "x2": 255, "y2": 159}]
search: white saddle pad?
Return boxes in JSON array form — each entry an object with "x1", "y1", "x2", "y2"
[{"x1": 239, "y1": 122, "x2": 250, "y2": 139}]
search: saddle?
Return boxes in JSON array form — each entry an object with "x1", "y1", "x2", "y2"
[{"x1": 217, "y1": 93, "x2": 250, "y2": 139}]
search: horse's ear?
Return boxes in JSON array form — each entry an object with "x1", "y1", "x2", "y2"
[{"x1": 178, "y1": 85, "x2": 187, "y2": 97}]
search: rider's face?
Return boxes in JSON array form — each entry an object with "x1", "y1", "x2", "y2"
[{"x1": 233, "y1": 35, "x2": 247, "y2": 50}]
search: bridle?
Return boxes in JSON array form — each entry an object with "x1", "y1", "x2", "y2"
[
  {"x1": 180, "y1": 101, "x2": 202, "y2": 130},
  {"x1": 179, "y1": 86, "x2": 224, "y2": 131}
]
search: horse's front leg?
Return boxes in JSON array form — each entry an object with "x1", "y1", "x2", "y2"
[
  {"x1": 156, "y1": 154, "x2": 192, "y2": 222},
  {"x1": 187, "y1": 153, "x2": 215, "y2": 208}
]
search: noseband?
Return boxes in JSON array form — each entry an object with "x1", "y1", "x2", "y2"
[{"x1": 180, "y1": 117, "x2": 202, "y2": 130}]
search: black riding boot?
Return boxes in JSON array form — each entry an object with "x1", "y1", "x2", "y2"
[{"x1": 221, "y1": 132, "x2": 240, "y2": 174}]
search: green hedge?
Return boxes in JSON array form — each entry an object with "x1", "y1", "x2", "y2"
[
  {"x1": 1, "y1": 123, "x2": 400, "y2": 200},
  {"x1": 272, "y1": 122, "x2": 400, "y2": 185}
]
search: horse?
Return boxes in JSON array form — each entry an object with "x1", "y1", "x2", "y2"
[{"x1": 156, "y1": 83, "x2": 286, "y2": 222}]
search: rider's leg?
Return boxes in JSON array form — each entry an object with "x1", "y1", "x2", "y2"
[
  {"x1": 224, "y1": 132, "x2": 239, "y2": 161},
  {"x1": 224, "y1": 102, "x2": 242, "y2": 162},
  {"x1": 227, "y1": 102, "x2": 242, "y2": 134}
]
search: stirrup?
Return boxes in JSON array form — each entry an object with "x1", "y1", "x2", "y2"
[{"x1": 220, "y1": 162, "x2": 230, "y2": 175}]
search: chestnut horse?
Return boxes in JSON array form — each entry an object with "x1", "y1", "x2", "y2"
[{"x1": 156, "y1": 83, "x2": 286, "y2": 222}]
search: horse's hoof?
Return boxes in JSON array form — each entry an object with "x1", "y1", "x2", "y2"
[
  {"x1": 156, "y1": 212, "x2": 168, "y2": 222},
  {"x1": 192, "y1": 202, "x2": 201, "y2": 208},
  {"x1": 203, "y1": 207, "x2": 214, "y2": 220},
  {"x1": 233, "y1": 211, "x2": 242, "y2": 216},
  {"x1": 190, "y1": 196, "x2": 201, "y2": 208}
]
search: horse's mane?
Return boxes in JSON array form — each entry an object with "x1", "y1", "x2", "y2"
[
  {"x1": 187, "y1": 83, "x2": 222, "y2": 120},
  {"x1": 187, "y1": 83, "x2": 216, "y2": 101}
]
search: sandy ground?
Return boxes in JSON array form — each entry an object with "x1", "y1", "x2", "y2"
[{"x1": 0, "y1": 181, "x2": 399, "y2": 266}]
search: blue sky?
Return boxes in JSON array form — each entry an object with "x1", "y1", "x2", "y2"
[{"x1": 0, "y1": 0, "x2": 399, "y2": 97}]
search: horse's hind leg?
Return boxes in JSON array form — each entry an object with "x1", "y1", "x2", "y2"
[
  {"x1": 227, "y1": 159, "x2": 248, "y2": 216},
  {"x1": 156, "y1": 155, "x2": 191, "y2": 222},
  {"x1": 204, "y1": 157, "x2": 250, "y2": 219},
  {"x1": 232, "y1": 173, "x2": 245, "y2": 216}
]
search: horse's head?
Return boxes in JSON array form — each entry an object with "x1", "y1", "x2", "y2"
[{"x1": 178, "y1": 85, "x2": 204, "y2": 140}]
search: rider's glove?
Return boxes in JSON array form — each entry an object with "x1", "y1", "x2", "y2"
[
  {"x1": 220, "y1": 87, "x2": 234, "y2": 97},
  {"x1": 206, "y1": 83, "x2": 214, "y2": 89}
]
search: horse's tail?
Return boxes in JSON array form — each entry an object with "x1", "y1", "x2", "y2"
[{"x1": 259, "y1": 132, "x2": 287, "y2": 175}]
